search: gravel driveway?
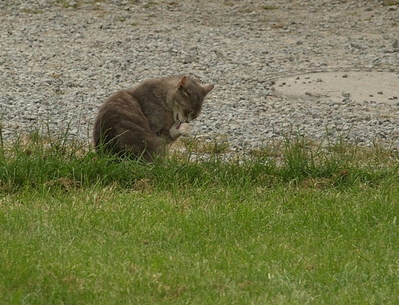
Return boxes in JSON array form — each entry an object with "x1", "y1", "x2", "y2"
[{"x1": 1, "y1": 0, "x2": 398, "y2": 153}]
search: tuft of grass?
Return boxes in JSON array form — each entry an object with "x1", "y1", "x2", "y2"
[
  {"x1": 22, "y1": 8, "x2": 43, "y2": 14},
  {"x1": 262, "y1": 5, "x2": 279, "y2": 10},
  {"x1": 56, "y1": 0, "x2": 80, "y2": 9},
  {"x1": 143, "y1": 1, "x2": 158, "y2": 9},
  {"x1": 382, "y1": 0, "x2": 399, "y2": 6},
  {"x1": 173, "y1": 135, "x2": 230, "y2": 160}
]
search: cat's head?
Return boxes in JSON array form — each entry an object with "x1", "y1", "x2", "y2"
[{"x1": 169, "y1": 76, "x2": 213, "y2": 124}]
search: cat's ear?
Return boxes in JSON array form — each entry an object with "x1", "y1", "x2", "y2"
[
  {"x1": 177, "y1": 76, "x2": 187, "y2": 90},
  {"x1": 202, "y1": 84, "x2": 214, "y2": 95}
]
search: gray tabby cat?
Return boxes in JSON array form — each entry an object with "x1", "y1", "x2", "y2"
[{"x1": 93, "y1": 75, "x2": 214, "y2": 161}]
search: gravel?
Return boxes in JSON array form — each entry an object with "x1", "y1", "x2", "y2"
[{"x1": 1, "y1": 0, "x2": 399, "y2": 154}]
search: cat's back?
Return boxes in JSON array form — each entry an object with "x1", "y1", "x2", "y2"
[
  {"x1": 129, "y1": 76, "x2": 180, "y2": 103},
  {"x1": 95, "y1": 89, "x2": 139, "y2": 121}
]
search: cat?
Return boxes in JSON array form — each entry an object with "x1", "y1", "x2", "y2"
[{"x1": 92, "y1": 75, "x2": 214, "y2": 161}]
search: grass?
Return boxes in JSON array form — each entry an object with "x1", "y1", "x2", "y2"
[
  {"x1": 1, "y1": 130, "x2": 399, "y2": 304},
  {"x1": 382, "y1": 0, "x2": 399, "y2": 6},
  {"x1": 262, "y1": 5, "x2": 279, "y2": 10}
]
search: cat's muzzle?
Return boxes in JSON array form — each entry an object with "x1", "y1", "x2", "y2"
[{"x1": 176, "y1": 114, "x2": 188, "y2": 129}]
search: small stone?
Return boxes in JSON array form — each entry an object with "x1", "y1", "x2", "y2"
[{"x1": 183, "y1": 53, "x2": 196, "y2": 64}]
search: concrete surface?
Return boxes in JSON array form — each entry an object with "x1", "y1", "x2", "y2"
[{"x1": 274, "y1": 72, "x2": 399, "y2": 105}]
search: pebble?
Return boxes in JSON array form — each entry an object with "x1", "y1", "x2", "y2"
[{"x1": 0, "y1": 0, "x2": 399, "y2": 155}]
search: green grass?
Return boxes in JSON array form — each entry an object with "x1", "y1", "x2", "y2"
[
  {"x1": 262, "y1": 5, "x2": 279, "y2": 10},
  {"x1": 1, "y1": 131, "x2": 399, "y2": 304},
  {"x1": 382, "y1": 0, "x2": 399, "y2": 6}
]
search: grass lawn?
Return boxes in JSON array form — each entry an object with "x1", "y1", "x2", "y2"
[{"x1": 0, "y1": 133, "x2": 399, "y2": 304}]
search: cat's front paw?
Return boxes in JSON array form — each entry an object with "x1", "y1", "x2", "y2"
[
  {"x1": 169, "y1": 121, "x2": 191, "y2": 140},
  {"x1": 179, "y1": 123, "x2": 191, "y2": 136}
]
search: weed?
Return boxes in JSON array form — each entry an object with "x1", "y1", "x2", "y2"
[
  {"x1": 382, "y1": 0, "x2": 399, "y2": 6},
  {"x1": 262, "y1": 5, "x2": 278, "y2": 10},
  {"x1": 143, "y1": 1, "x2": 158, "y2": 9}
]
